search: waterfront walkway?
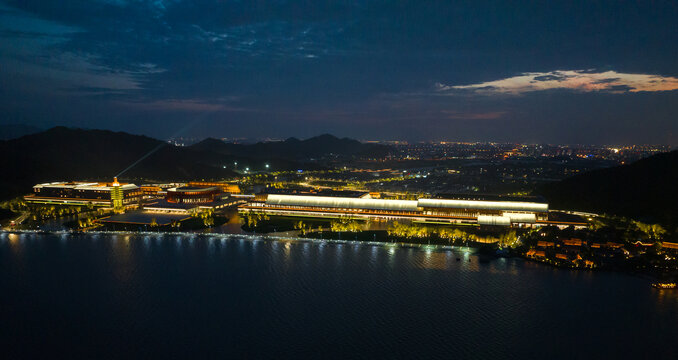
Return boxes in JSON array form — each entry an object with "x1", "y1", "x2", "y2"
[{"x1": 0, "y1": 229, "x2": 461, "y2": 253}]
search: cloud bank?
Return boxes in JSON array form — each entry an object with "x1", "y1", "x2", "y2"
[{"x1": 438, "y1": 70, "x2": 678, "y2": 95}]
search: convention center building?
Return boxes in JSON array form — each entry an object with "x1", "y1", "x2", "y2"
[{"x1": 241, "y1": 192, "x2": 561, "y2": 226}]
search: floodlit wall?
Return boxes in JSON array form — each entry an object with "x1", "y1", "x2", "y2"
[
  {"x1": 502, "y1": 212, "x2": 537, "y2": 223},
  {"x1": 417, "y1": 199, "x2": 547, "y2": 213},
  {"x1": 477, "y1": 215, "x2": 512, "y2": 226},
  {"x1": 265, "y1": 194, "x2": 419, "y2": 212},
  {"x1": 256, "y1": 194, "x2": 549, "y2": 225}
]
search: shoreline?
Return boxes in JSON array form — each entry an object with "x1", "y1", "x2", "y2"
[
  {"x1": 2, "y1": 229, "x2": 675, "y2": 283},
  {"x1": 0, "y1": 228, "x2": 461, "y2": 252}
]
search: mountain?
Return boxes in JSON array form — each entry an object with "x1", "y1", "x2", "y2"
[
  {"x1": 0, "y1": 124, "x2": 42, "y2": 140},
  {"x1": 538, "y1": 150, "x2": 678, "y2": 227},
  {"x1": 0, "y1": 127, "x2": 345, "y2": 200},
  {"x1": 0, "y1": 127, "x2": 243, "y2": 199},
  {"x1": 0, "y1": 128, "x2": 388, "y2": 200},
  {"x1": 190, "y1": 134, "x2": 391, "y2": 160}
]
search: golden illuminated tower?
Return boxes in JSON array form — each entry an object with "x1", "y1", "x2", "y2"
[{"x1": 110, "y1": 177, "x2": 123, "y2": 209}]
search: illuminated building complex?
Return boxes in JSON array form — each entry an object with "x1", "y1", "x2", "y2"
[
  {"x1": 166, "y1": 186, "x2": 221, "y2": 204},
  {"x1": 242, "y1": 193, "x2": 554, "y2": 226},
  {"x1": 142, "y1": 186, "x2": 240, "y2": 214},
  {"x1": 187, "y1": 181, "x2": 241, "y2": 194},
  {"x1": 110, "y1": 177, "x2": 124, "y2": 208},
  {"x1": 27, "y1": 178, "x2": 141, "y2": 207}
]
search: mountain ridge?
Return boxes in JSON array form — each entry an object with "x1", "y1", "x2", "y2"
[
  {"x1": 190, "y1": 133, "x2": 389, "y2": 160},
  {"x1": 0, "y1": 127, "x2": 238, "y2": 198},
  {"x1": 0, "y1": 127, "x2": 380, "y2": 200},
  {"x1": 538, "y1": 149, "x2": 678, "y2": 227}
]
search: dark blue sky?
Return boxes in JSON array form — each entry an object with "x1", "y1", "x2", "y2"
[{"x1": 1, "y1": 1, "x2": 677, "y2": 144}]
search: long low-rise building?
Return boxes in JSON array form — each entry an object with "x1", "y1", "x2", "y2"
[
  {"x1": 241, "y1": 193, "x2": 553, "y2": 226},
  {"x1": 25, "y1": 178, "x2": 141, "y2": 207}
]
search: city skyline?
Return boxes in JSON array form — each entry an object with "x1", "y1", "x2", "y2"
[{"x1": 1, "y1": 1, "x2": 677, "y2": 144}]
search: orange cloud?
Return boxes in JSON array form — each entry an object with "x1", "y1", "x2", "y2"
[{"x1": 438, "y1": 70, "x2": 678, "y2": 95}]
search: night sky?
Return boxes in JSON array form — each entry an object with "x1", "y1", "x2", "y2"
[{"x1": 1, "y1": 1, "x2": 677, "y2": 144}]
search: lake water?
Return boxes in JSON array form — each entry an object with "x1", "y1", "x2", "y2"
[{"x1": 1, "y1": 232, "x2": 677, "y2": 359}]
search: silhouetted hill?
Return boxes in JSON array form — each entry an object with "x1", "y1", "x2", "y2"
[
  {"x1": 538, "y1": 150, "x2": 678, "y2": 227},
  {"x1": 0, "y1": 127, "x2": 334, "y2": 200},
  {"x1": 0, "y1": 127, "x2": 241, "y2": 199},
  {"x1": 191, "y1": 134, "x2": 391, "y2": 160},
  {"x1": 0, "y1": 124, "x2": 42, "y2": 140}
]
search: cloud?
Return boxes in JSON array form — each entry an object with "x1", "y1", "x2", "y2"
[
  {"x1": 96, "y1": 0, "x2": 178, "y2": 15},
  {"x1": 0, "y1": 2, "x2": 167, "y2": 94},
  {"x1": 118, "y1": 98, "x2": 254, "y2": 112},
  {"x1": 437, "y1": 70, "x2": 678, "y2": 95}
]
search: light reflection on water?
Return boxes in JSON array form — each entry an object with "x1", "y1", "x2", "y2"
[
  {"x1": 7, "y1": 233, "x2": 20, "y2": 252},
  {"x1": 1, "y1": 233, "x2": 677, "y2": 359}
]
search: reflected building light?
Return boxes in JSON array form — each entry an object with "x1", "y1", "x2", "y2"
[
  {"x1": 334, "y1": 243, "x2": 345, "y2": 264},
  {"x1": 8, "y1": 233, "x2": 19, "y2": 246},
  {"x1": 284, "y1": 241, "x2": 291, "y2": 258},
  {"x1": 302, "y1": 242, "x2": 311, "y2": 257}
]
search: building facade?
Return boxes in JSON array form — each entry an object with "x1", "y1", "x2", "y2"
[
  {"x1": 166, "y1": 186, "x2": 221, "y2": 204},
  {"x1": 187, "y1": 181, "x2": 241, "y2": 194},
  {"x1": 241, "y1": 193, "x2": 555, "y2": 226},
  {"x1": 27, "y1": 178, "x2": 141, "y2": 207}
]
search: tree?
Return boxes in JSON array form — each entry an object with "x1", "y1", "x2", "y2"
[
  {"x1": 634, "y1": 221, "x2": 667, "y2": 241},
  {"x1": 499, "y1": 230, "x2": 519, "y2": 248},
  {"x1": 651, "y1": 224, "x2": 667, "y2": 240},
  {"x1": 331, "y1": 217, "x2": 361, "y2": 233},
  {"x1": 198, "y1": 209, "x2": 215, "y2": 227}
]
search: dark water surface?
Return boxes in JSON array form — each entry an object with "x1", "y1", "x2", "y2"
[{"x1": 1, "y1": 232, "x2": 677, "y2": 359}]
